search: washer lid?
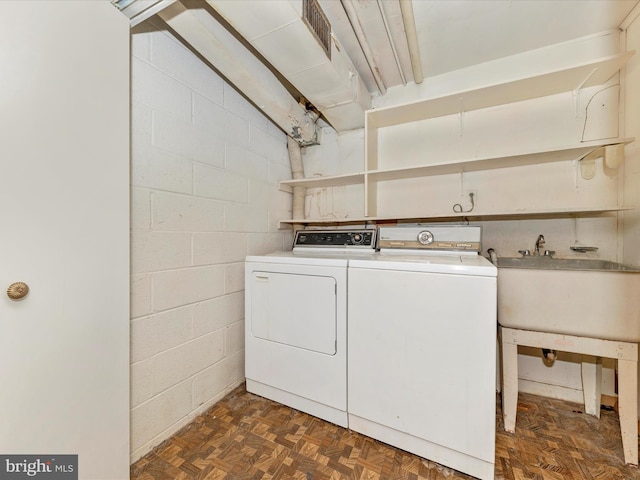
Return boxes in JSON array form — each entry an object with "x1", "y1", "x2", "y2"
[{"x1": 349, "y1": 253, "x2": 497, "y2": 277}]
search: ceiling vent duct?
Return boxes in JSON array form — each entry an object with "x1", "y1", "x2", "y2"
[
  {"x1": 111, "y1": 0, "x2": 176, "y2": 26},
  {"x1": 303, "y1": 0, "x2": 331, "y2": 60}
]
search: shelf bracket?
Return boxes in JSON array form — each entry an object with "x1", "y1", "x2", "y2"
[
  {"x1": 575, "y1": 67, "x2": 599, "y2": 93},
  {"x1": 572, "y1": 89, "x2": 580, "y2": 118},
  {"x1": 573, "y1": 67, "x2": 599, "y2": 118},
  {"x1": 579, "y1": 147, "x2": 602, "y2": 180},
  {"x1": 603, "y1": 143, "x2": 625, "y2": 169},
  {"x1": 579, "y1": 143, "x2": 625, "y2": 179}
]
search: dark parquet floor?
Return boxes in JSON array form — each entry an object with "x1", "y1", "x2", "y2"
[{"x1": 131, "y1": 384, "x2": 640, "y2": 480}]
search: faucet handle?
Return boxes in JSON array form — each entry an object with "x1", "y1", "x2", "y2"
[
  {"x1": 543, "y1": 250, "x2": 555, "y2": 257},
  {"x1": 518, "y1": 249, "x2": 531, "y2": 257}
]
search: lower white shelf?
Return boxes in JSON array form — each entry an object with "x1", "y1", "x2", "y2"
[{"x1": 279, "y1": 206, "x2": 630, "y2": 227}]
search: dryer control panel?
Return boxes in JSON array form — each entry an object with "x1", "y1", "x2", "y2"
[{"x1": 294, "y1": 230, "x2": 376, "y2": 249}]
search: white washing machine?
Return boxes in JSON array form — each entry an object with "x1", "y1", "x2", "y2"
[
  {"x1": 244, "y1": 229, "x2": 376, "y2": 427},
  {"x1": 347, "y1": 225, "x2": 497, "y2": 480}
]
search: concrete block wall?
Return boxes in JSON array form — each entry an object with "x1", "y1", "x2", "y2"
[{"x1": 129, "y1": 27, "x2": 292, "y2": 462}]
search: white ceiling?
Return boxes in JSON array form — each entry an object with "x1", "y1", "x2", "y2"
[
  {"x1": 326, "y1": 0, "x2": 639, "y2": 95},
  {"x1": 136, "y1": 0, "x2": 640, "y2": 136},
  {"x1": 415, "y1": 0, "x2": 637, "y2": 76}
]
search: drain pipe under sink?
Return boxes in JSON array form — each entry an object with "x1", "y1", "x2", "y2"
[{"x1": 542, "y1": 348, "x2": 558, "y2": 366}]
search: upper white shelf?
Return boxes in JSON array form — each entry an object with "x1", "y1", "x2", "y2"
[
  {"x1": 280, "y1": 137, "x2": 634, "y2": 190},
  {"x1": 280, "y1": 51, "x2": 634, "y2": 192},
  {"x1": 367, "y1": 137, "x2": 634, "y2": 181},
  {"x1": 367, "y1": 51, "x2": 634, "y2": 128},
  {"x1": 279, "y1": 48, "x2": 634, "y2": 225}
]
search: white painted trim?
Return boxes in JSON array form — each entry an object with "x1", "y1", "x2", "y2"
[
  {"x1": 502, "y1": 328, "x2": 638, "y2": 361},
  {"x1": 620, "y1": 2, "x2": 640, "y2": 31}
]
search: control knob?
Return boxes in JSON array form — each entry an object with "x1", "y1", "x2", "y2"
[
  {"x1": 351, "y1": 233, "x2": 363, "y2": 244},
  {"x1": 417, "y1": 230, "x2": 434, "y2": 245}
]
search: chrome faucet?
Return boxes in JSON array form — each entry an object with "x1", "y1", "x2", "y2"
[{"x1": 534, "y1": 235, "x2": 545, "y2": 256}]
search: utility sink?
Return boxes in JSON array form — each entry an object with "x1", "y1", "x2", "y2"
[{"x1": 496, "y1": 257, "x2": 640, "y2": 342}]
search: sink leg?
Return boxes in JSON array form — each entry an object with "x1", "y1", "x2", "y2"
[
  {"x1": 581, "y1": 355, "x2": 602, "y2": 418},
  {"x1": 501, "y1": 334, "x2": 518, "y2": 433},
  {"x1": 618, "y1": 358, "x2": 638, "y2": 466},
  {"x1": 499, "y1": 329, "x2": 637, "y2": 465}
]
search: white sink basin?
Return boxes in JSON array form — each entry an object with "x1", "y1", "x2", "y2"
[{"x1": 497, "y1": 257, "x2": 640, "y2": 342}]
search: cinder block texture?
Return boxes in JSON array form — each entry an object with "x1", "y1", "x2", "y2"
[{"x1": 130, "y1": 28, "x2": 291, "y2": 462}]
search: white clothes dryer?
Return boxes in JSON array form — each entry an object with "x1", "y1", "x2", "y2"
[{"x1": 244, "y1": 229, "x2": 376, "y2": 427}]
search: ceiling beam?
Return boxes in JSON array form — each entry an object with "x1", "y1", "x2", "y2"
[
  {"x1": 399, "y1": 0, "x2": 423, "y2": 84},
  {"x1": 157, "y1": 1, "x2": 319, "y2": 145}
]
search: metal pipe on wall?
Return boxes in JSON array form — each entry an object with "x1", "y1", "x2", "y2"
[
  {"x1": 288, "y1": 137, "x2": 306, "y2": 232},
  {"x1": 399, "y1": 0, "x2": 423, "y2": 84}
]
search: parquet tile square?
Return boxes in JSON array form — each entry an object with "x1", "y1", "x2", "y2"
[{"x1": 131, "y1": 384, "x2": 640, "y2": 479}]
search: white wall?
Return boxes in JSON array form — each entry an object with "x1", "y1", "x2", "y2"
[
  {"x1": 622, "y1": 7, "x2": 640, "y2": 414},
  {"x1": 302, "y1": 126, "x2": 366, "y2": 220},
  {"x1": 623, "y1": 11, "x2": 640, "y2": 265},
  {"x1": 302, "y1": 31, "x2": 632, "y2": 403},
  {"x1": 126, "y1": 14, "x2": 640, "y2": 462},
  {"x1": 129, "y1": 25, "x2": 292, "y2": 461}
]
